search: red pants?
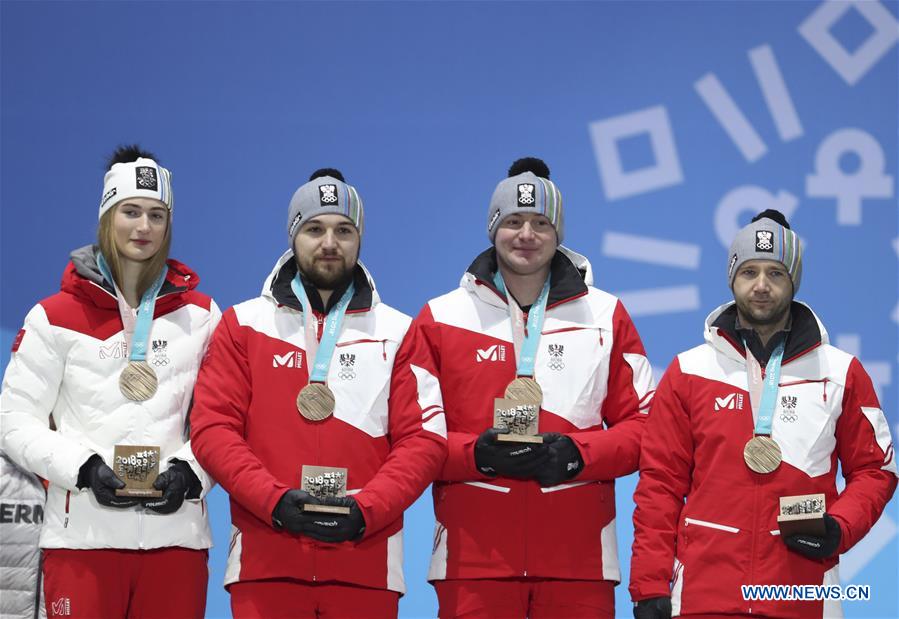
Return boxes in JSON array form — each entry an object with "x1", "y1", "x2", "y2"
[
  {"x1": 42, "y1": 547, "x2": 207, "y2": 619},
  {"x1": 435, "y1": 578, "x2": 616, "y2": 619},
  {"x1": 230, "y1": 580, "x2": 399, "y2": 618}
]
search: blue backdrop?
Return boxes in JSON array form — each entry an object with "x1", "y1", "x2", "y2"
[{"x1": 2, "y1": 1, "x2": 896, "y2": 617}]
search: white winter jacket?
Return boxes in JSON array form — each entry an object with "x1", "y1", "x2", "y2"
[{"x1": 0, "y1": 246, "x2": 219, "y2": 551}]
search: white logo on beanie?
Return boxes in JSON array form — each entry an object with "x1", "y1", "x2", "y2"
[
  {"x1": 517, "y1": 183, "x2": 535, "y2": 206},
  {"x1": 135, "y1": 166, "x2": 158, "y2": 191},
  {"x1": 319, "y1": 184, "x2": 338, "y2": 205},
  {"x1": 755, "y1": 230, "x2": 774, "y2": 251}
]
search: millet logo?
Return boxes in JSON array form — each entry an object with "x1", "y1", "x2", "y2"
[
  {"x1": 100, "y1": 341, "x2": 128, "y2": 359},
  {"x1": 273, "y1": 351, "x2": 303, "y2": 369},
  {"x1": 714, "y1": 393, "x2": 744, "y2": 411},
  {"x1": 50, "y1": 598, "x2": 71, "y2": 616},
  {"x1": 476, "y1": 344, "x2": 507, "y2": 363}
]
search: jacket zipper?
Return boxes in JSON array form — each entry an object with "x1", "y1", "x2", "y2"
[
  {"x1": 138, "y1": 504, "x2": 144, "y2": 549},
  {"x1": 63, "y1": 490, "x2": 70, "y2": 528},
  {"x1": 748, "y1": 477, "x2": 758, "y2": 614},
  {"x1": 523, "y1": 483, "x2": 529, "y2": 577},
  {"x1": 336, "y1": 338, "x2": 388, "y2": 361},
  {"x1": 541, "y1": 326, "x2": 591, "y2": 336},
  {"x1": 312, "y1": 312, "x2": 323, "y2": 582},
  {"x1": 778, "y1": 378, "x2": 828, "y2": 403}
]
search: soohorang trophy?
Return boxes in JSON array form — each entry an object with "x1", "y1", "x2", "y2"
[
  {"x1": 113, "y1": 445, "x2": 163, "y2": 497},
  {"x1": 301, "y1": 465, "x2": 350, "y2": 514},
  {"x1": 777, "y1": 493, "x2": 826, "y2": 537}
]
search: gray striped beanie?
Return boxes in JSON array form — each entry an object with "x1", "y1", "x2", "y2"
[
  {"x1": 487, "y1": 171, "x2": 564, "y2": 244},
  {"x1": 287, "y1": 176, "x2": 364, "y2": 245},
  {"x1": 728, "y1": 216, "x2": 803, "y2": 293}
]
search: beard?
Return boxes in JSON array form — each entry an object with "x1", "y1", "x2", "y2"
[
  {"x1": 734, "y1": 294, "x2": 791, "y2": 328},
  {"x1": 297, "y1": 254, "x2": 356, "y2": 291}
]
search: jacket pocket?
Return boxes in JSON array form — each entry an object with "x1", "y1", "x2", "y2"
[
  {"x1": 677, "y1": 517, "x2": 748, "y2": 616},
  {"x1": 679, "y1": 517, "x2": 741, "y2": 570},
  {"x1": 539, "y1": 480, "x2": 593, "y2": 493},
  {"x1": 683, "y1": 517, "x2": 740, "y2": 533},
  {"x1": 461, "y1": 481, "x2": 511, "y2": 493}
]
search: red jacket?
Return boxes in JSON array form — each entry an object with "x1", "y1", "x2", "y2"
[
  {"x1": 190, "y1": 252, "x2": 446, "y2": 593},
  {"x1": 630, "y1": 302, "x2": 897, "y2": 618},
  {"x1": 390, "y1": 247, "x2": 654, "y2": 583}
]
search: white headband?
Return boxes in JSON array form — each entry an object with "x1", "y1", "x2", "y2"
[{"x1": 99, "y1": 157, "x2": 173, "y2": 220}]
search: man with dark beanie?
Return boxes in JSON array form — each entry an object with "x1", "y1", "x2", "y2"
[
  {"x1": 630, "y1": 210, "x2": 897, "y2": 619},
  {"x1": 190, "y1": 169, "x2": 446, "y2": 618},
  {"x1": 390, "y1": 158, "x2": 654, "y2": 617}
]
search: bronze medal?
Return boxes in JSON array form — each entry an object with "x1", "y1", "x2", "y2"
[
  {"x1": 297, "y1": 383, "x2": 335, "y2": 422},
  {"x1": 743, "y1": 435, "x2": 782, "y2": 474},
  {"x1": 504, "y1": 376, "x2": 543, "y2": 405},
  {"x1": 119, "y1": 361, "x2": 158, "y2": 401}
]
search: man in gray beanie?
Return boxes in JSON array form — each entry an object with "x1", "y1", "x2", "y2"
[
  {"x1": 190, "y1": 168, "x2": 446, "y2": 618},
  {"x1": 392, "y1": 157, "x2": 655, "y2": 617},
  {"x1": 630, "y1": 210, "x2": 897, "y2": 619}
]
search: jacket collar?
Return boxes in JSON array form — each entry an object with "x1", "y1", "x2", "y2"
[
  {"x1": 262, "y1": 250, "x2": 378, "y2": 314},
  {"x1": 62, "y1": 245, "x2": 198, "y2": 310},
  {"x1": 704, "y1": 301, "x2": 827, "y2": 364},
  {"x1": 462, "y1": 245, "x2": 592, "y2": 310}
]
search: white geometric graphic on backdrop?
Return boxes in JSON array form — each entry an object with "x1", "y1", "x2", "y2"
[
  {"x1": 806, "y1": 128, "x2": 895, "y2": 225},
  {"x1": 695, "y1": 45, "x2": 802, "y2": 163},
  {"x1": 601, "y1": 231, "x2": 701, "y2": 317},
  {"x1": 589, "y1": 105, "x2": 684, "y2": 201},
  {"x1": 834, "y1": 334, "x2": 893, "y2": 402},
  {"x1": 799, "y1": 0, "x2": 899, "y2": 86},
  {"x1": 695, "y1": 73, "x2": 767, "y2": 162},
  {"x1": 601, "y1": 233, "x2": 701, "y2": 270},
  {"x1": 614, "y1": 286, "x2": 701, "y2": 318},
  {"x1": 749, "y1": 45, "x2": 804, "y2": 142},
  {"x1": 714, "y1": 186, "x2": 800, "y2": 249}
]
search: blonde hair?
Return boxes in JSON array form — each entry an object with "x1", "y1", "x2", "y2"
[{"x1": 97, "y1": 204, "x2": 172, "y2": 299}]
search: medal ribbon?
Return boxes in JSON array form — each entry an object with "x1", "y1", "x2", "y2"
[
  {"x1": 743, "y1": 338, "x2": 785, "y2": 436},
  {"x1": 493, "y1": 271, "x2": 551, "y2": 378},
  {"x1": 290, "y1": 274, "x2": 355, "y2": 383},
  {"x1": 97, "y1": 253, "x2": 168, "y2": 363}
]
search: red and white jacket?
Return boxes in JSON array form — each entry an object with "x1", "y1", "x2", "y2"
[
  {"x1": 190, "y1": 251, "x2": 446, "y2": 594},
  {"x1": 630, "y1": 302, "x2": 897, "y2": 619},
  {"x1": 391, "y1": 247, "x2": 654, "y2": 583},
  {"x1": 1, "y1": 245, "x2": 218, "y2": 551}
]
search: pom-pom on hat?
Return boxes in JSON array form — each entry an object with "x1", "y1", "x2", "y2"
[
  {"x1": 99, "y1": 157, "x2": 173, "y2": 220},
  {"x1": 727, "y1": 209, "x2": 803, "y2": 293},
  {"x1": 286, "y1": 168, "x2": 364, "y2": 246},
  {"x1": 487, "y1": 157, "x2": 563, "y2": 244}
]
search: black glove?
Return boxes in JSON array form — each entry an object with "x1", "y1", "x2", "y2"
[
  {"x1": 634, "y1": 597, "x2": 672, "y2": 619},
  {"x1": 272, "y1": 489, "x2": 319, "y2": 533},
  {"x1": 784, "y1": 513, "x2": 842, "y2": 560},
  {"x1": 534, "y1": 433, "x2": 584, "y2": 487},
  {"x1": 77, "y1": 454, "x2": 139, "y2": 508},
  {"x1": 474, "y1": 428, "x2": 550, "y2": 479},
  {"x1": 144, "y1": 460, "x2": 202, "y2": 514},
  {"x1": 298, "y1": 495, "x2": 366, "y2": 544}
]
